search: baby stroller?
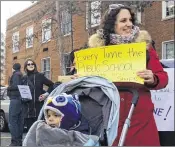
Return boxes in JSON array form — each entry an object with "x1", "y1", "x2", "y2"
[{"x1": 37, "y1": 76, "x2": 139, "y2": 146}]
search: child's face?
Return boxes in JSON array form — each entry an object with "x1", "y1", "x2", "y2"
[{"x1": 45, "y1": 110, "x2": 62, "y2": 127}]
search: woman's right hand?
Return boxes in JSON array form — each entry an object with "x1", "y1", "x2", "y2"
[{"x1": 70, "y1": 74, "x2": 79, "y2": 79}]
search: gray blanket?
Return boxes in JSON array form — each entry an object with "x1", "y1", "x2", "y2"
[{"x1": 23, "y1": 120, "x2": 99, "y2": 146}]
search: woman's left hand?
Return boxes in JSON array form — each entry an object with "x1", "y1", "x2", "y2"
[
  {"x1": 39, "y1": 92, "x2": 49, "y2": 101},
  {"x1": 137, "y1": 69, "x2": 155, "y2": 85}
]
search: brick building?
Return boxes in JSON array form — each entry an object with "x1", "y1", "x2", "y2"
[
  {"x1": 1, "y1": 33, "x2": 6, "y2": 85},
  {"x1": 141, "y1": 1, "x2": 174, "y2": 59},
  {"x1": 5, "y1": 1, "x2": 174, "y2": 85}
]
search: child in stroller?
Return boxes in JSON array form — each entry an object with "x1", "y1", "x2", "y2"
[{"x1": 23, "y1": 93, "x2": 99, "y2": 146}]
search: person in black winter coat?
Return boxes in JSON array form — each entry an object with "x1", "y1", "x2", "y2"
[
  {"x1": 22, "y1": 59, "x2": 54, "y2": 130},
  {"x1": 7, "y1": 63, "x2": 27, "y2": 146},
  {"x1": 67, "y1": 49, "x2": 81, "y2": 75}
]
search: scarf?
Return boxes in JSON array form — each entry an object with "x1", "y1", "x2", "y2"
[
  {"x1": 110, "y1": 26, "x2": 140, "y2": 45},
  {"x1": 97, "y1": 26, "x2": 140, "y2": 45}
]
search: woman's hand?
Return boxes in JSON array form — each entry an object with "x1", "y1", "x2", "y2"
[
  {"x1": 70, "y1": 74, "x2": 80, "y2": 79},
  {"x1": 39, "y1": 92, "x2": 49, "y2": 101},
  {"x1": 137, "y1": 69, "x2": 155, "y2": 85}
]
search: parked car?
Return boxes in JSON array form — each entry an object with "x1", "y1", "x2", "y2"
[
  {"x1": 160, "y1": 58, "x2": 174, "y2": 68},
  {"x1": 0, "y1": 87, "x2": 10, "y2": 131},
  {"x1": 0, "y1": 85, "x2": 6, "y2": 98}
]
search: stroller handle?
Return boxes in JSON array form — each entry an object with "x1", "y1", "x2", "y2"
[{"x1": 117, "y1": 87, "x2": 139, "y2": 106}]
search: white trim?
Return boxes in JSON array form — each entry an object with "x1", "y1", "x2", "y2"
[
  {"x1": 63, "y1": 32, "x2": 71, "y2": 37},
  {"x1": 162, "y1": 40, "x2": 174, "y2": 59},
  {"x1": 136, "y1": 10, "x2": 142, "y2": 24},
  {"x1": 41, "y1": 57, "x2": 51, "y2": 79},
  {"x1": 162, "y1": 1, "x2": 174, "y2": 20},
  {"x1": 161, "y1": 15, "x2": 175, "y2": 21}
]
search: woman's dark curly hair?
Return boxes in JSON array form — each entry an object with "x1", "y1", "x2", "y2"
[
  {"x1": 100, "y1": 5, "x2": 136, "y2": 45},
  {"x1": 24, "y1": 58, "x2": 38, "y2": 73}
]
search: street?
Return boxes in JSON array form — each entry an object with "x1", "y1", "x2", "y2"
[
  {"x1": 0, "y1": 131, "x2": 26, "y2": 146},
  {"x1": 1, "y1": 131, "x2": 11, "y2": 146}
]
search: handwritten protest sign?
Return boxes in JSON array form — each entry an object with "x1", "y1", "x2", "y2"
[
  {"x1": 151, "y1": 68, "x2": 174, "y2": 131},
  {"x1": 58, "y1": 76, "x2": 73, "y2": 82},
  {"x1": 18, "y1": 85, "x2": 32, "y2": 100},
  {"x1": 74, "y1": 42, "x2": 146, "y2": 84}
]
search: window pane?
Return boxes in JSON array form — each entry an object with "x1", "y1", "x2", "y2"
[
  {"x1": 166, "y1": 1, "x2": 174, "y2": 17},
  {"x1": 26, "y1": 26, "x2": 33, "y2": 48},
  {"x1": 166, "y1": 42, "x2": 174, "y2": 59},
  {"x1": 12, "y1": 32, "x2": 19, "y2": 53},
  {"x1": 163, "y1": 41, "x2": 174, "y2": 59},
  {"x1": 41, "y1": 58, "x2": 50, "y2": 79},
  {"x1": 42, "y1": 19, "x2": 51, "y2": 42},
  {"x1": 61, "y1": 9, "x2": 71, "y2": 35},
  {"x1": 90, "y1": 1, "x2": 101, "y2": 27}
]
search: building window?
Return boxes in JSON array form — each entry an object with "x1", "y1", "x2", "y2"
[
  {"x1": 41, "y1": 57, "x2": 51, "y2": 79},
  {"x1": 136, "y1": 10, "x2": 141, "y2": 24},
  {"x1": 26, "y1": 26, "x2": 33, "y2": 48},
  {"x1": 12, "y1": 31, "x2": 19, "y2": 53},
  {"x1": 162, "y1": 1, "x2": 174, "y2": 19},
  {"x1": 162, "y1": 40, "x2": 174, "y2": 59},
  {"x1": 42, "y1": 18, "x2": 51, "y2": 43},
  {"x1": 1, "y1": 41, "x2": 4, "y2": 46},
  {"x1": 61, "y1": 9, "x2": 71, "y2": 36},
  {"x1": 86, "y1": 1, "x2": 101, "y2": 29},
  {"x1": 63, "y1": 53, "x2": 71, "y2": 75}
]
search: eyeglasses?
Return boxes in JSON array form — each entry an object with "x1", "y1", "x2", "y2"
[{"x1": 27, "y1": 63, "x2": 34, "y2": 66}]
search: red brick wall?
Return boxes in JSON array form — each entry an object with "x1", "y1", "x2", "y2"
[{"x1": 141, "y1": 2, "x2": 174, "y2": 57}]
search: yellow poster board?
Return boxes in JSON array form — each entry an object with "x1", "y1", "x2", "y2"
[{"x1": 74, "y1": 42, "x2": 146, "y2": 84}]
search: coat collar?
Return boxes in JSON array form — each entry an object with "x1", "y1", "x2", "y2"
[{"x1": 88, "y1": 30, "x2": 152, "y2": 50}]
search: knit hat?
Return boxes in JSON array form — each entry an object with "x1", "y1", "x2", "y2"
[
  {"x1": 13, "y1": 63, "x2": 21, "y2": 70},
  {"x1": 44, "y1": 93, "x2": 81, "y2": 130}
]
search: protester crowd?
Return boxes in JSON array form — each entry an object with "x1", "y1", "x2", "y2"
[{"x1": 7, "y1": 3, "x2": 172, "y2": 146}]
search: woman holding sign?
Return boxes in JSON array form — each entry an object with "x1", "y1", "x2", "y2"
[
  {"x1": 23, "y1": 59, "x2": 54, "y2": 130},
  {"x1": 88, "y1": 4, "x2": 168, "y2": 146}
]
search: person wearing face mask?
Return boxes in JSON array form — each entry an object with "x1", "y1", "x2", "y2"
[
  {"x1": 23, "y1": 59, "x2": 54, "y2": 130},
  {"x1": 88, "y1": 4, "x2": 168, "y2": 146}
]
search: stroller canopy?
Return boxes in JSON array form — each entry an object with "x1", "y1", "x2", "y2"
[{"x1": 39, "y1": 76, "x2": 120, "y2": 146}]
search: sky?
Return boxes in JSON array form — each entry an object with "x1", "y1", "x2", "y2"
[{"x1": 1, "y1": 1, "x2": 36, "y2": 34}]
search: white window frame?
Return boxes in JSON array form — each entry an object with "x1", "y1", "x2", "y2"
[
  {"x1": 162, "y1": 40, "x2": 174, "y2": 59},
  {"x1": 162, "y1": 1, "x2": 174, "y2": 20},
  {"x1": 12, "y1": 31, "x2": 19, "y2": 53},
  {"x1": 42, "y1": 18, "x2": 52, "y2": 43},
  {"x1": 26, "y1": 25, "x2": 34, "y2": 48},
  {"x1": 61, "y1": 9, "x2": 71, "y2": 36},
  {"x1": 41, "y1": 57, "x2": 51, "y2": 79},
  {"x1": 86, "y1": 1, "x2": 101, "y2": 29},
  {"x1": 136, "y1": 10, "x2": 142, "y2": 24},
  {"x1": 63, "y1": 52, "x2": 71, "y2": 75}
]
